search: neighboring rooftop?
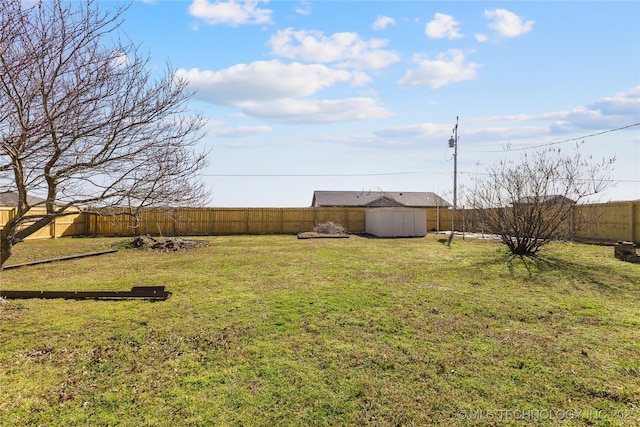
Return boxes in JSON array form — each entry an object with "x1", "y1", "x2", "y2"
[
  {"x1": 0, "y1": 191, "x2": 47, "y2": 207},
  {"x1": 312, "y1": 191, "x2": 451, "y2": 208},
  {"x1": 516, "y1": 195, "x2": 576, "y2": 205}
]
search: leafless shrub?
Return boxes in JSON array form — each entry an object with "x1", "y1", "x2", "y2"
[{"x1": 466, "y1": 146, "x2": 615, "y2": 257}]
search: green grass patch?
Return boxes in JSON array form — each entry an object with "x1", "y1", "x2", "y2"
[{"x1": 1, "y1": 235, "x2": 639, "y2": 426}]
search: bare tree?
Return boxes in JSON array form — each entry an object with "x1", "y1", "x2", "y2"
[
  {"x1": 466, "y1": 146, "x2": 615, "y2": 256},
  {"x1": 0, "y1": 0, "x2": 208, "y2": 267}
]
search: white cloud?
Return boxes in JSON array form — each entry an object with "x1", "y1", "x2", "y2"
[
  {"x1": 188, "y1": 0, "x2": 273, "y2": 26},
  {"x1": 209, "y1": 125, "x2": 272, "y2": 138},
  {"x1": 398, "y1": 50, "x2": 481, "y2": 89},
  {"x1": 110, "y1": 50, "x2": 130, "y2": 68},
  {"x1": 475, "y1": 33, "x2": 489, "y2": 43},
  {"x1": 240, "y1": 98, "x2": 394, "y2": 123},
  {"x1": 375, "y1": 123, "x2": 451, "y2": 139},
  {"x1": 465, "y1": 126, "x2": 550, "y2": 143},
  {"x1": 589, "y1": 86, "x2": 640, "y2": 116},
  {"x1": 177, "y1": 61, "x2": 355, "y2": 105},
  {"x1": 295, "y1": 1, "x2": 311, "y2": 15},
  {"x1": 349, "y1": 71, "x2": 374, "y2": 87},
  {"x1": 483, "y1": 9, "x2": 534, "y2": 38},
  {"x1": 268, "y1": 28, "x2": 400, "y2": 69},
  {"x1": 176, "y1": 61, "x2": 392, "y2": 123},
  {"x1": 471, "y1": 87, "x2": 640, "y2": 136},
  {"x1": 425, "y1": 13, "x2": 462, "y2": 40},
  {"x1": 373, "y1": 15, "x2": 395, "y2": 31}
]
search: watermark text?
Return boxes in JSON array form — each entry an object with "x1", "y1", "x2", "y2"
[{"x1": 457, "y1": 408, "x2": 638, "y2": 421}]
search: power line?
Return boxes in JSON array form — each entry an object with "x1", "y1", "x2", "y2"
[
  {"x1": 470, "y1": 122, "x2": 640, "y2": 153},
  {"x1": 198, "y1": 122, "x2": 639, "y2": 181},
  {"x1": 200, "y1": 170, "x2": 640, "y2": 183}
]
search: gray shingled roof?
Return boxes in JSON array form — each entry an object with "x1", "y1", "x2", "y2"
[
  {"x1": 516, "y1": 195, "x2": 576, "y2": 205},
  {"x1": 0, "y1": 192, "x2": 48, "y2": 207},
  {"x1": 312, "y1": 191, "x2": 451, "y2": 208}
]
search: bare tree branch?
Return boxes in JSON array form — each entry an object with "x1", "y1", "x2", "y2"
[
  {"x1": 0, "y1": 0, "x2": 209, "y2": 267},
  {"x1": 466, "y1": 146, "x2": 615, "y2": 256}
]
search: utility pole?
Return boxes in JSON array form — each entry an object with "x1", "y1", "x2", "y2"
[{"x1": 448, "y1": 116, "x2": 458, "y2": 244}]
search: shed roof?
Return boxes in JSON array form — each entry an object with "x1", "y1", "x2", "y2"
[{"x1": 312, "y1": 191, "x2": 451, "y2": 208}]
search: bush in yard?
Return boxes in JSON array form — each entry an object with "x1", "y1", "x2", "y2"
[{"x1": 466, "y1": 145, "x2": 614, "y2": 257}]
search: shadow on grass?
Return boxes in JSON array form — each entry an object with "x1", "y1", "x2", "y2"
[
  {"x1": 469, "y1": 248, "x2": 638, "y2": 292},
  {"x1": 530, "y1": 254, "x2": 637, "y2": 291},
  {"x1": 355, "y1": 233, "x2": 428, "y2": 240}
]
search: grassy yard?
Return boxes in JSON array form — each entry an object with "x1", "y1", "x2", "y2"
[{"x1": 0, "y1": 234, "x2": 639, "y2": 426}]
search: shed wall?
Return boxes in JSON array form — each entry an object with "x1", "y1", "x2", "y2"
[{"x1": 366, "y1": 208, "x2": 427, "y2": 237}]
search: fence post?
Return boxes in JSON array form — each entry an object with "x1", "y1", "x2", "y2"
[
  {"x1": 630, "y1": 201, "x2": 635, "y2": 242},
  {"x1": 209, "y1": 208, "x2": 215, "y2": 234},
  {"x1": 344, "y1": 208, "x2": 348, "y2": 231},
  {"x1": 280, "y1": 208, "x2": 284, "y2": 233},
  {"x1": 83, "y1": 211, "x2": 89, "y2": 235},
  {"x1": 424, "y1": 208, "x2": 428, "y2": 231},
  {"x1": 172, "y1": 208, "x2": 177, "y2": 236}
]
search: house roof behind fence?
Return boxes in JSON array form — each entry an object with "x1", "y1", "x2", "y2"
[
  {"x1": 516, "y1": 195, "x2": 576, "y2": 205},
  {"x1": 0, "y1": 191, "x2": 48, "y2": 207},
  {"x1": 312, "y1": 191, "x2": 451, "y2": 208}
]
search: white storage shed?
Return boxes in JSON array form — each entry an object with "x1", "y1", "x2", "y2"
[{"x1": 365, "y1": 208, "x2": 427, "y2": 237}]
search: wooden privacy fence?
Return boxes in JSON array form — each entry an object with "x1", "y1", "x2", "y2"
[
  {"x1": 87, "y1": 208, "x2": 370, "y2": 236},
  {"x1": 1, "y1": 201, "x2": 638, "y2": 244},
  {"x1": 84, "y1": 206, "x2": 455, "y2": 236},
  {"x1": 457, "y1": 201, "x2": 639, "y2": 244},
  {"x1": 0, "y1": 207, "x2": 86, "y2": 240}
]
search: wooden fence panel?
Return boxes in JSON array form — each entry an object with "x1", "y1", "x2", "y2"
[
  {"x1": 0, "y1": 208, "x2": 14, "y2": 229},
  {"x1": 13, "y1": 208, "x2": 49, "y2": 240},
  {"x1": 209, "y1": 208, "x2": 249, "y2": 234},
  {"x1": 53, "y1": 211, "x2": 86, "y2": 237},
  {"x1": 635, "y1": 202, "x2": 640, "y2": 243},
  {"x1": 1, "y1": 202, "x2": 638, "y2": 243},
  {"x1": 573, "y1": 202, "x2": 638, "y2": 243},
  {"x1": 283, "y1": 208, "x2": 315, "y2": 233},
  {"x1": 89, "y1": 213, "x2": 136, "y2": 236},
  {"x1": 246, "y1": 208, "x2": 280, "y2": 234},
  {"x1": 0, "y1": 207, "x2": 85, "y2": 239},
  {"x1": 312, "y1": 208, "x2": 366, "y2": 233},
  {"x1": 135, "y1": 209, "x2": 175, "y2": 235},
  {"x1": 428, "y1": 207, "x2": 451, "y2": 232},
  {"x1": 175, "y1": 208, "x2": 215, "y2": 235}
]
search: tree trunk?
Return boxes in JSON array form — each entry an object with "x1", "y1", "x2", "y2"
[{"x1": 0, "y1": 227, "x2": 14, "y2": 270}]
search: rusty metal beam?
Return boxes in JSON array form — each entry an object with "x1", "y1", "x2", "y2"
[
  {"x1": 3, "y1": 249, "x2": 119, "y2": 270},
  {"x1": 0, "y1": 286, "x2": 171, "y2": 301}
]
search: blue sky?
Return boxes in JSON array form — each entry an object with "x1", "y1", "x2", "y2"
[{"x1": 117, "y1": 0, "x2": 639, "y2": 207}]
